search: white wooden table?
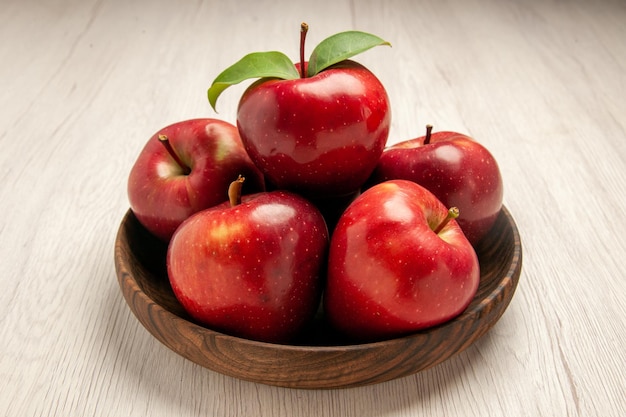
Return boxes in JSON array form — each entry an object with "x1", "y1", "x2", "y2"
[{"x1": 2, "y1": 0, "x2": 625, "y2": 415}]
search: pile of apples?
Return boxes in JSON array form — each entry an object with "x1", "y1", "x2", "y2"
[{"x1": 127, "y1": 26, "x2": 503, "y2": 344}]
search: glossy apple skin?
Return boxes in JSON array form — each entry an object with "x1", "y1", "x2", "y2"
[
  {"x1": 367, "y1": 131, "x2": 503, "y2": 245},
  {"x1": 127, "y1": 118, "x2": 265, "y2": 242},
  {"x1": 167, "y1": 190, "x2": 329, "y2": 344},
  {"x1": 237, "y1": 60, "x2": 391, "y2": 198},
  {"x1": 325, "y1": 180, "x2": 480, "y2": 342}
]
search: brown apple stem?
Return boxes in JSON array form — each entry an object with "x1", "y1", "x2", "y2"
[
  {"x1": 300, "y1": 22, "x2": 309, "y2": 78},
  {"x1": 228, "y1": 175, "x2": 245, "y2": 207},
  {"x1": 158, "y1": 135, "x2": 191, "y2": 175},
  {"x1": 434, "y1": 207, "x2": 460, "y2": 234},
  {"x1": 424, "y1": 124, "x2": 434, "y2": 145}
]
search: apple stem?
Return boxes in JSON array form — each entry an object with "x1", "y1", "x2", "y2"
[
  {"x1": 300, "y1": 22, "x2": 309, "y2": 78},
  {"x1": 158, "y1": 135, "x2": 191, "y2": 175},
  {"x1": 424, "y1": 124, "x2": 434, "y2": 145},
  {"x1": 228, "y1": 175, "x2": 245, "y2": 207},
  {"x1": 434, "y1": 207, "x2": 460, "y2": 234}
]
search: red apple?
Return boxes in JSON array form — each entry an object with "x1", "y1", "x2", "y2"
[
  {"x1": 325, "y1": 179, "x2": 480, "y2": 342},
  {"x1": 166, "y1": 177, "x2": 329, "y2": 344},
  {"x1": 209, "y1": 25, "x2": 391, "y2": 198},
  {"x1": 367, "y1": 125, "x2": 503, "y2": 245},
  {"x1": 237, "y1": 59, "x2": 390, "y2": 197},
  {"x1": 127, "y1": 118, "x2": 265, "y2": 241}
]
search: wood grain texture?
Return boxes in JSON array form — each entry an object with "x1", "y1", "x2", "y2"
[
  {"x1": 1, "y1": 0, "x2": 625, "y2": 415},
  {"x1": 114, "y1": 206, "x2": 521, "y2": 389}
]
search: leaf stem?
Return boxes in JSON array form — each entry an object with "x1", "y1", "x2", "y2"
[
  {"x1": 158, "y1": 135, "x2": 190, "y2": 175},
  {"x1": 434, "y1": 207, "x2": 460, "y2": 234},
  {"x1": 228, "y1": 175, "x2": 245, "y2": 207},
  {"x1": 300, "y1": 22, "x2": 309, "y2": 78}
]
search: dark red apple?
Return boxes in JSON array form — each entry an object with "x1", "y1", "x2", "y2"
[
  {"x1": 166, "y1": 177, "x2": 329, "y2": 344},
  {"x1": 367, "y1": 125, "x2": 503, "y2": 245},
  {"x1": 127, "y1": 118, "x2": 265, "y2": 241},
  {"x1": 209, "y1": 25, "x2": 391, "y2": 199},
  {"x1": 325, "y1": 179, "x2": 480, "y2": 342}
]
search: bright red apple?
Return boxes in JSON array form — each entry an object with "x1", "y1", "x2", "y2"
[
  {"x1": 367, "y1": 125, "x2": 503, "y2": 245},
  {"x1": 324, "y1": 179, "x2": 480, "y2": 342},
  {"x1": 208, "y1": 24, "x2": 391, "y2": 198},
  {"x1": 166, "y1": 177, "x2": 329, "y2": 344},
  {"x1": 127, "y1": 118, "x2": 265, "y2": 241},
  {"x1": 236, "y1": 59, "x2": 390, "y2": 197}
]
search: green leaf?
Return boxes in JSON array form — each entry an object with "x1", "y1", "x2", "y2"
[
  {"x1": 208, "y1": 51, "x2": 300, "y2": 111},
  {"x1": 307, "y1": 31, "x2": 391, "y2": 77}
]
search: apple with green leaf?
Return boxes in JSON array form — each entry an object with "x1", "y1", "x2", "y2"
[
  {"x1": 208, "y1": 23, "x2": 391, "y2": 201},
  {"x1": 324, "y1": 179, "x2": 480, "y2": 342},
  {"x1": 167, "y1": 176, "x2": 329, "y2": 344},
  {"x1": 127, "y1": 118, "x2": 265, "y2": 241},
  {"x1": 367, "y1": 125, "x2": 503, "y2": 245}
]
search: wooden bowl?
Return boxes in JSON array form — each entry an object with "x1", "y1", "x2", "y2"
[{"x1": 114, "y1": 206, "x2": 522, "y2": 389}]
